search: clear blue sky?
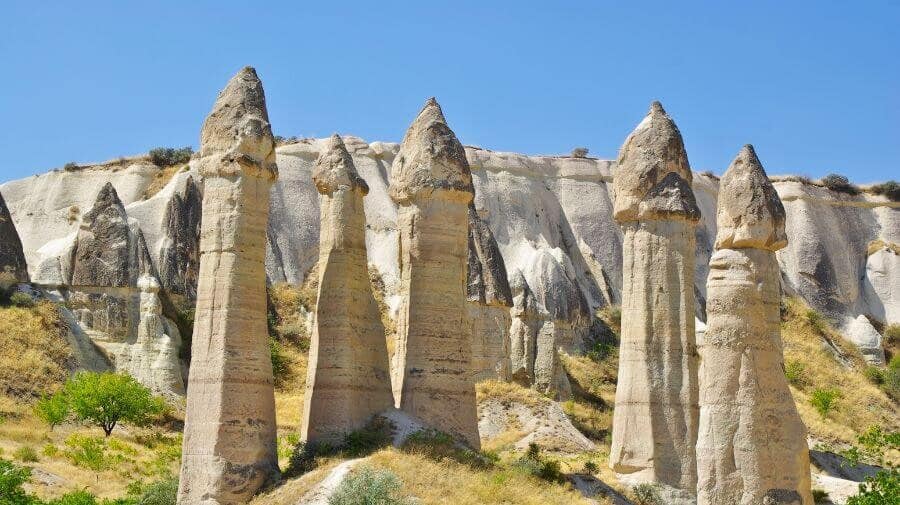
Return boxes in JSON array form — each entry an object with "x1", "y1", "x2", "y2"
[{"x1": 2, "y1": 1, "x2": 897, "y2": 183}]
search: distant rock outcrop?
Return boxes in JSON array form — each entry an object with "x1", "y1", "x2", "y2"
[
  {"x1": 610, "y1": 102, "x2": 700, "y2": 494},
  {"x1": 301, "y1": 134, "x2": 394, "y2": 445},
  {"x1": 178, "y1": 67, "x2": 280, "y2": 505},
  {"x1": 390, "y1": 98, "x2": 481, "y2": 448},
  {"x1": 0, "y1": 190, "x2": 29, "y2": 283},
  {"x1": 697, "y1": 145, "x2": 812, "y2": 505},
  {"x1": 467, "y1": 204, "x2": 514, "y2": 381},
  {"x1": 159, "y1": 176, "x2": 201, "y2": 300}
]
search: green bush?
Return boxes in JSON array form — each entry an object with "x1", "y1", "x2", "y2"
[
  {"x1": 269, "y1": 337, "x2": 289, "y2": 385},
  {"x1": 571, "y1": 147, "x2": 589, "y2": 158},
  {"x1": 812, "y1": 488, "x2": 830, "y2": 503},
  {"x1": 632, "y1": 483, "x2": 663, "y2": 505},
  {"x1": 587, "y1": 342, "x2": 615, "y2": 363},
  {"x1": 864, "y1": 366, "x2": 886, "y2": 385},
  {"x1": 883, "y1": 357, "x2": 900, "y2": 401},
  {"x1": 885, "y1": 324, "x2": 900, "y2": 346},
  {"x1": 35, "y1": 392, "x2": 70, "y2": 429},
  {"x1": 61, "y1": 372, "x2": 167, "y2": 436},
  {"x1": 583, "y1": 460, "x2": 598, "y2": 474},
  {"x1": 821, "y1": 173, "x2": 860, "y2": 195},
  {"x1": 148, "y1": 147, "x2": 192, "y2": 167},
  {"x1": 9, "y1": 292, "x2": 34, "y2": 308},
  {"x1": 847, "y1": 468, "x2": 899, "y2": 505},
  {"x1": 870, "y1": 181, "x2": 900, "y2": 202},
  {"x1": 0, "y1": 457, "x2": 33, "y2": 505},
  {"x1": 136, "y1": 476, "x2": 178, "y2": 505},
  {"x1": 64, "y1": 434, "x2": 108, "y2": 471},
  {"x1": 46, "y1": 490, "x2": 100, "y2": 505},
  {"x1": 63, "y1": 162, "x2": 80, "y2": 171},
  {"x1": 512, "y1": 443, "x2": 563, "y2": 483},
  {"x1": 804, "y1": 309, "x2": 828, "y2": 334},
  {"x1": 328, "y1": 466, "x2": 416, "y2": 505},
  {"x1": 784, "y1": 360, "x2": 807, "y2": 387},
  {"x1": 402, "y1": 429, "x2": 491, "y2": 469},
  {"x1": 13, "y1": 445, "x2": 38, "y2": 463},
  {"x1": 810, "y1": 388, "x2": 841, "y2": 418}
]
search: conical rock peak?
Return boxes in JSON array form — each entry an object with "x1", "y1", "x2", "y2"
[
  {"x1": 198, "y1": 66, "x2": 277, "y2": 180},
  {"x1": 715, "y1": 145, "x2": 787, "y2": 251},
  {"x1": 389, "y1": 98, "x2": 474, "y2": 204},
  {"x1": 313, "y1": 134, "x2": 369, "y2": 195},
  {"x1": 613, "y1": 101, "x2": 693, "y2": 222}
]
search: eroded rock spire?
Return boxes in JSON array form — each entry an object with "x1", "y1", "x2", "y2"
[
  {"x1": 301, "y1": 134, "x2": 393, "y2": 444},
  {"x1": 610, "y1": 101, "x2": 700, "y2": 495},
  {"x1": 697, "y1": 145, "x2": 812, "y2": 504},
  {"x1": 178, "y1": 66, "x2": 279, "y2": 505},
  {"x1": 389, "y1": 97, "x2": 480, "y2": 448}
]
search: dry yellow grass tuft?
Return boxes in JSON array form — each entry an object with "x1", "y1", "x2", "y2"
[
  {"x1": 0, "y1": 302, "x2": 72, "y2": 400},
  {"x1": 476, "y1": 380, "x2": 549, "y2": 408},
  {"x1": 780, "y1": 297, "x2": 900, "y2": 444},
  {"x1": 366, "y1": 448, "x2": 596, "y2": 505},
  {"x1": 866, "y1": 239, "x2": 900, "y2": 256},
  {"x1": 142, "y1": 164, "x2": 189, "y2": 199}
]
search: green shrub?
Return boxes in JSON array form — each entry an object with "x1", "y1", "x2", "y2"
[
  {"x1": 810, "y1": 388, "x2": 841, "y2": 418},
  {"x1": 804, "y1": 309, "x2": 828, "y2": 334},
  {"x1": 9, "y1": 292, "x2": 34, "y2": 308},
  {"x1": 512, "y1": 443, "x2": 563, "y2": 483},
  {"x1": 632, "y1": 483, "x2": 663, "y2": 505},
  {"x1": 64, "y1": 434, "x2": 108, "y2": 471},
  {"x1": 269, "y1": 337, "x2": 289, "y2": 385},
  {"x1": 35, "y1": 392, "x2": 70, "y2": 429},
  {"x1": 883, "y1": 357, "x2": 900, "y2": 401},
  {"x1": 42, "y1": 444, "x2": 59, "y2": 458},
  {"x1": 0, "y1": 457, "x2": 33, "y2": 505},
  {"x1": 870, "y1": 181, "x2": 900, "y2": 202},
  {"x1": 583, "y1": 460, "x2": 598, "y2": 474},
  {"x1": 62, "y1": 372, "x2": 167, "y2": 436},
  {"x1": 864, "y1": 366, "x2": 886, "y2": 385},
  {"x1": 13, "y1": 445, "x2": 38, "y2": 463},
  {"x1": 885, "y1": 324, "x2": 900, "y2": 346},
  {"x1": 402, "y1": 429, "x2": 491, "y2": 469},
  {"x1": 812, "y1": 488, "x2": 830, "y2": 503},
  {"x1": 46, "y1": 490, "x2": 99, "y2": 505},
  {"x1": 784, "y1": 360, "x2": 807, "y2": 387},
  {"x1": 571, "y1": 147, "x2": 589, "y2": 158},
  {"x1": 136, "y1": 476, "x2": 178, "y2": 505},
  {"x1": 63, "y1": 162, "x2": 80, "y2": 171},
  {"x1": 328, "y1": 465, "x2": 416, "y2": 505},
  {"x1": 847, "y1": 468, "x2": 899, "y2": 505},
  {"x1": 587, "y1": 342, "x2": 615, "y2": 363},
  {"x1": 148, "y1": 147, "x2": 192, "y2": 167},
  {"x1": 822, "y1": 173, "x2": 860, "y2": 195}
]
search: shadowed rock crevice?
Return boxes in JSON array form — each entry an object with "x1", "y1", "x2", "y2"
[{"x1": 0, "y1": 190, "x2": 29, "y2": 283}]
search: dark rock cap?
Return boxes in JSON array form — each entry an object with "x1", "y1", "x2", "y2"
[
  {"x1": 313, "y1": 134, "x2": 369, "y2": 196},
  {"x1": 389, "y1": 97, "x2": 474, "y2": 204},
  {"x1": 715, "y1": 144, "x2": 787, "y2": 251},
  {"x1": 613, "y1": 101, "x2": 693, "y2": 223},
  {"x1": 638, "y1": 172, "x2": 701, "y2": 222}
]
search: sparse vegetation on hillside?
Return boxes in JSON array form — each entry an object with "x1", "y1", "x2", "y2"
[
  {"x1": 821, "y1": 173, "x2": 861, "y2": 195},
  {"x1": 328, "y1": 466, "x2": 417, "y2": 505},
  {"x1": 869, "y1": 180, "x2": 900, "y2": 202},
  {"x1": 147, "y1": 147, "x2": 192, "y2": 168},
  {"x1": 570, "y1": 147, "x2": 589, "y2": 158},
  {"x1": 0, "y1": 302, "x2": 72, "y2": 403}
]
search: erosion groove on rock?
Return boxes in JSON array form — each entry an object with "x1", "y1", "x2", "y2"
[
  {"x1": 696, "y1": 145, "x2": 813, "y2": 505},
  {"x1": 389, "y1": 98, "x2": 481, "y2": 448},
  {"x1": 609, "y1": 102, "x2": 700, "y2": 493},
  {"x1": 301, "y1": 134, "x2": 394, "y2": 445},
  {"x1": 178, "y1": 66, "x2": 279, "y2": 505}
]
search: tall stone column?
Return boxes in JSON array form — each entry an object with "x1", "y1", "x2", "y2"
[
  {"x1": 178, "y1": 67, "x2": 279, "y2": 505},
  {"x1": 389, "y1": 98, "x2": 480, "y2": 448},
  {"x1": 697, "y1": 145, "x2": 812, "y2": 505},
  {"x1": 301, "y1": 134, "x2": 394, "y2": 444},
  {"x1": 610, "y1": 102, "x2": 701, "y2": 492}
]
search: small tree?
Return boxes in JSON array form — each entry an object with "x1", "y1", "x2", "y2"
[
  {"x1": 821, "y1": 173, "x2": 860, "y2": 195},
  {"x1": 35, "y1": 392, "x2": 70, "y2": 430},
  {"x1": 571, "y1": 147, "x2": 589, "y2": 158},
  {"x1": 0, "y1": 458, "x2": 33, "y2": 505},
  {"x1": 64, "y1": 372, "x2": 166, "y2": 436}
]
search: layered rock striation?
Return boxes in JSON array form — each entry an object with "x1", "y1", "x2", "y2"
[
  {"x1": 696, "y1": 145, "x2": 812, "y2": 505},
  {"x1": 389, "y1": 98, "x2": 481, "y2": 448},
  {"x1": 609, "y1": 102, "x2": 701, "y2": 492},
  {"x1": 301, "y1": 134, "x2": 394, "y2": 444},
  {"x1": 178, "y1": 67, "x2": 279, "y2": 504}
]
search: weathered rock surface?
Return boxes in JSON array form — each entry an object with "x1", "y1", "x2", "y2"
[
  {"x1": 301, "y1": 134, "x2": 394, "y2": 444},
  {"x1": 159, "y1": 176, "x2": 202, "y2": 299},
  {"x1": 178, "y1": 67, "x2": 279, "y2": 505},
  {"x1": 69, "y1": 182, "x2": 154, "y2": 287},
  {"x1": 507, "y1": 270, "x2": 572, "y2": 398},
  {"x1": 478, "y1": 395, "x2": 595, "y2": 453},
  {"x1": 0, "y1": 190, "x2": 29, "y2": 283},
  {"x1": 390, "y1": 98, "x2": 481, "y2": 448},
  {"x1": 467, "y1": 204, "x2": 514, "y2": 381},
  {"x1": 114, "y1": 274, "x2": 184, "y2": 398},
  {"x1": 610, "y1": 102, "x2": 700, "y2": 492},
  {"x1": 697, "y1": 146, "x2": 812, "y2": 505}
]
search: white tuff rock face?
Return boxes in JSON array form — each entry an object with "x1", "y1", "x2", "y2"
[
  {"x1": 178, "y1": 67, "x2": 279, "y2": 505},
  {"x1": 301, "y1": 134, "x2": 394, "y2": 445},
  {"x1": 389, "y1": 98, "x2": 481, "y2": 448},
  {"x1": 697, "y1": 145, "x2": 812, "y2": 505},
  {"x1": 115, "y1": 274, "x2": 184, "y2": 399},
  {"x1": 610, "y1": 102, "x2": 700, "y2": 493}
]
